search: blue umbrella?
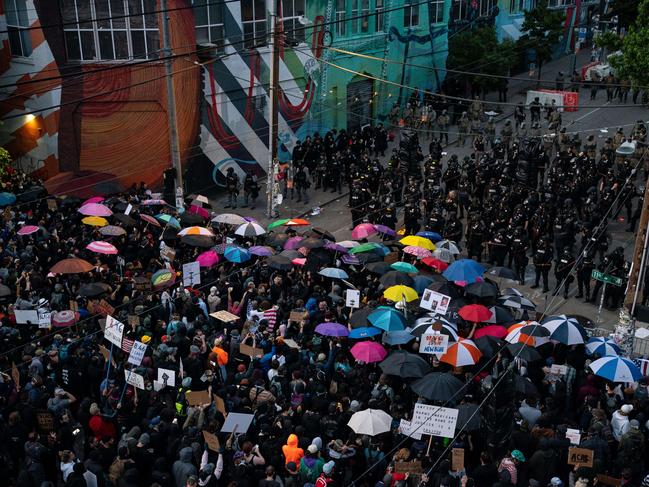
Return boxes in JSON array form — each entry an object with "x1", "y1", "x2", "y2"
[
  {"x1": 349, "y1": 327, "x2": 382, "y2": 339},
  {"x1": 372, "y1": 243, "x2": 391, "y2": 257},
  {"x1": 383, "y1": 329, "x2": 415, "y2": 345},
  {"x1": 442, "y1": 259, "x2": 485, "y2": 283},
  {"x1": 319, "y1": 267, "x2": 349, "y2": 279},
  {"x1": 589, "y1": 356, "x2": 641, "y2": 383},
  {"x1": 224, "y1": 246, "x2": 251, "y2": 263},
  {"x1": 0, "y1": 192, "x2": 16, "y2": 207},
  {"x1": 586, "y1": 337, "x2": 621, "y2": 356},
  {"x1": 413, "y1": 275, "x2": 434, "y2": 294},
  {"x1": 368, "y1": 306, "x2": 406, "y2": 332},
  {"x1": 416, "y1": 231, "x2": 442, "y2": 243}
]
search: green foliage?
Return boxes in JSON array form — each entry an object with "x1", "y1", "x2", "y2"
[
  {"x1": 518, "y1": 0, "x2": 565, "y2": 77},
  {"x1": 610, "y1": 0, "x2": 649, "y2": 88},
  {"x1": 0, "y1": 148, "x2": 11, "y2": 179},
  {"x1": 608, "y1": 0, "x2": 639, "y2": 29},
  {"x1": 594, "y1": 30, "x2": 623, "y2": 51}
]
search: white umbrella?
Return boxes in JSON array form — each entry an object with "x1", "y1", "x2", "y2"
[
  {"x1": 212, "y1": 213, "x2": 246, "y2": 225},
  {"x1": 497, "y1": 295, "x2": 536, "y2": 311},
  {"x1": 235, "y1": 222, "x2": 266, "y2": 237},
  {"x1": 541, "y1": 315, "x2": 587, "y2": 345},
  {"x1": 436, "y1": 240, "x2": 460, "y2": 255},
  {"x1": 433, "y1": 248, "x2": 454, "y2": 263},
  {"x1": 347, "y1": 408, "x2": 393, "y2": 436}
]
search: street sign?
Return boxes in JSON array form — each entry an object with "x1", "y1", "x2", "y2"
[{"x1": 591, "y1": 270, "x2": 623, "y2": 286}]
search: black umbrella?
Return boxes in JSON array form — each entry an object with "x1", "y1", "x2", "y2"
[
  {"x1": 301, "y1": 238, "x2": 325, "y2": 249},
  {"x1": 266, "y1": 233, "x2": 290, "y2": 248},
  {"x1": 379, "y1": 350, "x2": 431, "y2": 379},
  {"x1": 114, "y1": 213, "x2": 136, "y2": 226},
  {"x1": 310, "y1": 227, "x2": 336, "y2": 241},
  {"x1": 161, "y1": 227, "x2": 179, "y2": 240},
  {"x1": 465, "y1": 281, "x2": 498, "y2": 298},
  {"x1": 60, "y1": 196, "x2": 82, "y2": 207},
  {"x1": 506, "y1": 343, "x2": 542, "y2": 362},
  {"x1": 267, "y1": 255, "x2": 292, "y2": 271},
  {"x1": 78, "y1": 282, "x2": 112, "y2": 297},
  {"x1": 489, "y1": 305, "x2": 514, "y2": 324},
  {"x1": 280, "y1": 249, "x2": 301, "y2": 259},
  {"x1": 18, "y1": 185, "x2": 45, "y2": 202},
  {"x1": 349, "y1": 307, "x2": 374, "y2": 328},
  {"x1": 426, "y1": 281, "x2": 460, "y2": 298},
  {"x1": 355, "y1": 252, "x2": 382, "y2": 264},
  {"x1": 474, "y1": 336, "x2": 506, "y2": 357},
  {"x1": 514, "y1": 375, "x2": 539, "y2": 396},
  {"x1": 305, "y1": 248, "x2": 332, "y2": 267},
  {"x1": 456, "y1": 403, "x2": 481, "y2": 431},
  {"x1": 380, "y1": 271, "x2": 415, "y2": 288},
  {"x1": 519, "y1": 324, "x2": 550, "y2": 337},
  {"x1": 365, "y1": 262, "x2": 391, "y2": 275},
  {"x1": 180, "y1": 212, "x2": 205, "y2": 226},
  {"x1": 181, "y1": 235, "x2": 214, "y2": 247},
  {"x1": 487, "y1": 266, "x2": 519, "y2": 281},
  {"x1": 410, "y1": 372, "x2": 464, "y2": 401}
]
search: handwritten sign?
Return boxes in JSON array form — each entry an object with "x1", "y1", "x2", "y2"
[
  {"x1": 399, "y1": 419, "x2": 422, "y2": 440},
  {"x1": 133, "y1": 277, "x2": 151, "y2": 291},
  {"x1": 96, "y1": 299, "x2": 115, "y2": 317},
  {"x1": 240, "y1": 343, "x2": 264, "y2": 358},
  {"x1": 210, "y1": 310, "x2": 239, "y2": 322},
  {"x1": 551, "y1": 364, "x2": 568, "y2": 375},
  {"x1": 128, "y1": 315, "x2": 140, "y2": 327},
  {"x1": 186, "y1": 390, "x2": 211, "y2": 406},
  {"x1": 597, "y1": 475, "x2": 622, "y2": 487},
  {"x1": 221, "y1": 412, "x2": 255, "y2": 433},
  {"x1": 36, "y1": 410, "x2": 54, "y2": 432},
  {"x1": 283, "y1": 338, "x2": 299, "y2": 349},
  {"x1": 346, "y1": 289, "x2": 361, "y2": 308},
  {"x1": 157, "y1": 367, "x2": 176, "y2": 387},
  {"x1": 419, "y1": 333, "x2": 449, "y2": 356},
  {"x1": 289, "y1": 311, "x2": 309, "y2": 324},
  {"x1": 125, "y1": 370, "x2": 145, "y2": 390},
  {"x1": 104, "y1": 315, "x2": 125, "y2": 347},
  {"x1": 47, "y1": 199, "x2": 58, "y2": 211},
  {"x1": 566, "y1": 428, "x2": 581, "y2": 445},
  {"x1": 127, "y1": 340, "x2": 148, "y2": 366},
  {"x1": 38, "y1": 311, "x2": 51, "y2": 329},
  {"x1": 182, "y1": 261, "x2": 201, "y2": 287},
  {"x1": 420, "y1": 289, "x2": 451, "y2": 315},
  {"x1": 412, "y1": 404, "x2": 458, "y2": 438},
  {"x1": 203, "y1": 431, "x2": 221, "y2": 451},
  {"x1": 452, "y1": 448, "x2": 465, "y2": 472},
  {"x1": 14, "y1": 310, "x2": 39, "y2": 324},
  {"x1": 567, "y1": 447, "x2": 593, "y2": 468},
  {"x1": 160, "y1": 246, "x2": 176, "y2": 263},
  {"x1": 394, "y1": 461, "x2": 422, "y2": 474},
  {"x1": 99, "y1": 344, "x2": 117, "y2": 368}
]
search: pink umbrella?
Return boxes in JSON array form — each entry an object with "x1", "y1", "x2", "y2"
[
  {"x1": 188, "y1": 205, "x2": 210, "y2": 219},
  {"x1": 17, "y1": 225, "x2": 40, "y2": 236},
  {"x1": 86, "y1": 241, "x2": 118, "y2": 255},
  {"x1": 82, "y1": 196, "x2": 105, "y2": 206},
  {"x1": 284, "y1": 236, "x2": 304, "y2": 250},
  {"x1": 140, "y1": 214, "x2": 161, "y2": 227},
  {"x1": 403, "y1": 245, "x2": 432, "y2": 259},
  {"x1": 292, "y1": 257, "x2": 306, "y2": 266},
  {"x1": 52, "y1": 310, "x2": 80, "y2": 327},
  {"x1": 474, "y1": 325, "x2": 508, "y2": 339},
  {"x1": 197, "y1": 250, "x2": 219, "y2": 267},
  {"x1": 352, "y1": 223, "x2": 378, "y2": 240},
  {"x1": 78, "y1": 203, "x2": 113, "y2": 217},
  {"x1": 351, "y1": 341, "x2": 387, "y2": 363}
]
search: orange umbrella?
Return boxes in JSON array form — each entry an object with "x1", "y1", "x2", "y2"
[
  {"x1": 50, "y1": 258, "x2": 94, "y2": 274},
  {"x1": 286, "y1": 218, "x2": 310, "y2": 226},
  {"x1": 440, "y1": 339, "x2": 483, "y2": 367}
]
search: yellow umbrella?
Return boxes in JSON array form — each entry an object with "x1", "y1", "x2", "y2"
[
  {"x1": 383, "y1": 285, "x2": 419, "y2": 302},
  {"x1": 82, "y1": 216, "x2": 108, "y2": 227},
  {"x1": 399, "y1": 235, "x2": 435, "y2": 251}
]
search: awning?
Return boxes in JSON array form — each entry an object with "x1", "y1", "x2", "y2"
[{"x1": 502, "y1": 23, "x2": 522, "y2": 41}]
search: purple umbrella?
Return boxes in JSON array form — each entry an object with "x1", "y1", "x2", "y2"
[
  {"x1": 284, "y1": 236, "x2": 305, "y2": 250},
  {"x1": 249, "y1": 245, "x2": 275, "y2": 257},
  {"x1": 315, "y1": 322, "x2": 350, "y2": 337},
  {"x1": 342, "y1": 254, "x2": 361, "y2": 265},
  {"x1": 375, "y1": 224, "x2": 397, "y2": 237},
  {"x1": 325, "y1": 242, "x2": 349, "y2": 254}
]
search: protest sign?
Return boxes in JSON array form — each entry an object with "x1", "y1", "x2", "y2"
[
  {"x1": 213, "y1": 394, "x2": 227, "y2": 415},
  {"x1": 36, "y1": 410, "x2": 54, "y2": 432},
  {"x1": 597, "y1": 475, "x2": 622, "y2": 487},
  {"x1": 127, "y1": 340, "x2": 148, "y2": 366},
  {"x1": 566, "y1": 428, "x2": 581, "y2": 445},
  {"x1": 124, "y1": 370, "x2": 145, "y2": 390},
  {"x1": 221, "y1": 413, "x2": 254, "y2": 433},
  {"x1": 412, "y1": 404, "x2": 458, "y2": 438},
  {"x1": 394, "y1": 461, "x2": 422, "y2": 474},
  {"x1": 96, "y1": 299, "x2": 115, "y2": 317},
  {"x1": 182, "y1": 261, "x2": 201, "y2": 287},
  {"x1": 420, "y1": 289, "x2": 451, "y2": 315},
  {"x1": 419, "y1": 333, "x2": 449, "y2": 356},
  {"x1": 289, "y1": 311, "x2": 309, "y2": 324},
  {"x1": 14, "y1": 310, "x2": 39, "y2": 324},
  {"x1": 128, "y1": 315, "x2": 140, "y2": 327},
  {"x1": 452, "y1": 449, "x2": 465, "y2": 471},
  {"x1": 240, "y1": 343, "x2": 264, "y2": 358},
  {"x1": 157, "y1": 368, "x2": 176, "y2": 387},
  {"x1": 133, "y1": 277, "x2": 151, "y2": 291},
  {"x1": 203, "y1": 431, "x2": 221, "y2": 451},
  {"x1": 38, "y1": 311, "x2": 51, "y2": 328},
  {"x1": 47, "y1": 199, "x2": 58, "y2": 211},
  {"x1": 11, "y1": 362, "x2": 20, "y2": 389},
  {"x1": 551, "y1": 364, "x2": 568, "y2": 375},
  {"x1": 283, "y1": 338, "x2": 299, "y2": 349},
  {"x1": 104, "y1": 315, "x2": 125, "y2": 347},
  {"x1": 210, "y1": 310, "x2": 239, "y2": 322},
  {"x1": 186, "y1": 390, "x2": 211, "y2": 406},
  {"x1": 399, "y1": 419, "x2": 422, "y2": 440},
  {"x1": 567, "y1": 447, "x2": 593, "y2": 468},
  {"x1": 346, "y1": 289, "x2": 361, "y2": 308}
]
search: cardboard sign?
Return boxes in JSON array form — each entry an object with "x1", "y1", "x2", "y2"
[
  {"x1": 210, "y1": 310, "x2": 239, "y2": 322},
  {"x1": 14, "y1": 310, "x2": 39, "y2": 324},
  {"x1": 412, "y1": 404, "x2": 459, "y2": 438},
  {"x1": 133, "y1": 277, "x2": 151, "y2": 291},
  {"x1": 213, "y1": 394, "x2": 227, "y2": 415},
  {"x1": 419, "y1": 333, "x2": 449, "y2": 356},
  {"x1": 203, "y1": 430, "x2": 221, "y2": 451},
  {"x1": 452, "y1": 448, "x2": 465, "y2": 471},
  {"x1": 346, "y1": 289, "x2": 361, "y2": 308},
  {"x1": 566, "y1": 428, "x2": 581, "y2": 445},
  {"x1": 289, "y1": 311, "x2": 309, "y2": 324},
  {"x1": 96, "y1": 299, "x2": 115, "y2": 317},
  {"x1": 11, "y1": 362, "x2": 20, "y2": 389},
  {"x1": 182, "y1": 261, "x2": 201, "y2": 287},
  {"x1": 420, "y1": 289, "x2": 451, "y2": 315},
  {"x1": 283, "y1": 338, "x2": 299, "y2": 349},
  {"x1": 47, "y1": 199, "x2": 58, "y2": 211},
  {"x1": 399, "y1": 419, "x2": 422, "y2": 440},
  {"x1": 127, "y1": 340, "x2": 148, "y2": 366},
  {"x1": 124, "y1": 203, "x2": 133, "y2": 215},
  {"x1": 157, "y1": 367, "x2": 176, "y2": 387},
  {"x1": 394, "y1": 461, "x2": 422, "y2": 474},
  {"x1": 99, "y1": 344, "x2": 117, "y2": 368},
  {"x1": 550, "y1": 364, "x2": 568, "y2": 375},
  {"x1": 38, "y1": 311, "x2": 51, "y2": 329},
  {"x1": 160, "y1": 247, "x2": 176, "y2": 262},
  {"x1": 240, "y1": 343, "x2": 264, "y2": 358},
  {"x1": 125, "y1": 370, "x2": 145, "y2": 390},
  {"x1": 128, "y1": 315, "x2": 140, "y2": 328},
  {"x1": 597, "y1": 475, "x2": 622, "y2": 487},
  {"x1": 62, "y1": 368, "x2": 69, "y2": 385},
  {"x1": 567, "y1": 447, "x2": 594, "y2": 467},
  {"x1": 186, "y1": 390, "x2": 211, "y2": 406},
  {"x1": 104, "y1": 315, "x2": 125, "y2": 347},
  {"x1": 220, "y1": 412, "x2": 255, "y2": 433},
  {"x1": 36, "y1": 410, "x2": 54, "y2": 432}
]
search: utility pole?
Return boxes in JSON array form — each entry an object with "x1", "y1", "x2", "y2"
[
  {"x1": 618, "y1": 180, "x2": 649, "y2": 355},
  {"x1": 266, "y1": 0, "x2": 280, "y2": 218},
  {"x1": 160, "y1": 0, "x2": 183, "y2": 205}
]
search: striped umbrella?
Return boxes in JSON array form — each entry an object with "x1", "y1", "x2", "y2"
[
  {"x1": 403, "y1": 245, "x2": 432, "y2": 259},
  {"x1": 498, "y1": 295, "x2": 536, "y2": 311},
  {"x1": 589, "y1": 356, "x2": 641, "y2": 383},
  {"x1": 140, "y1": 214, "x2": 161, "y2": 227},
  {"x1": 151, "y1": 269, "x2": 176, "y2": 288},
  {"x1": 586, "y1": 337, "x2": 621, "y2": 356},
  {"x1": 286, "y1": 218, "x2": 310, "y2": 226},
  {"x1": 235, "y1": 222, "x2": 266, "y2": 237},
  {"x1": 411, "y1": 321, "x2": 459, "y2": 342},
  {"x1": 86, "y1": 241, "x2": 118, "y2": 255},
  {"x1": 17, "y1": 225, "x2": 40, "y2": 236},
  {"x1": 178, "y1": 226, "x2": 214, "y2": 237},
  {"x1": 505, "y1": 321, "x2": 547, "y2": 346},
  {"x1": 542, "y1": 315, "x2": 587, "y2": 345},
  {"x1": 440, "y1": 339, "x2": 482, "y2": 367},
  {"x1": 78, "y1": 203, "x2": 113, "y2": 217}
]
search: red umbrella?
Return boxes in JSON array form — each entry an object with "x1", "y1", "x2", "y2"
[
  {"x1": 458, "y1": 304, "x2": 492, "y2": 323},
  {"x1": 50, "y1": 258, "x2": 94, "y2": 274},
  {"x1": 140, "y1": 214, "x2": 161, "y2": 227},
  {"x1": 421, "y1": 257, "x2": 449, "y2": 272},
  {"x1": 474, "y1": 324, "x2": 508, "y2": 339},
  {"x1": 188, "y1": 204, "x2": 210, "y2": 219}
]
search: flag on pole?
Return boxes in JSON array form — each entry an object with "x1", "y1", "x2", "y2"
[
  {"x1": 639, "y1": 359, "x2": 649, "y2": 376},
  {"x1": 121, "y1": 337, "x2": 134, "y2": 353}
]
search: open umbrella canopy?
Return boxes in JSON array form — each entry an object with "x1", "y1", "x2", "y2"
[
  {"x1": 113, "y1": 213, "x2": 136, "y2": 226},
  {"x1": 17, "y1": 225, "x2": 40, "y2": 236},
  {"x1": 196, "y1": 250, "x2": 219, "y2": 267},
  {"x1": 383, "y1": 285, "x2": 418, "y2": 302},
  {"x1": 542, "y1": 315, "x2": 587, "y2": 345},
  {"x1": 368, "y1": 307, "x2": 407, "y2": 332},
  {"x1": 380, "y1": 271, "x2": 415, "y2": 288},
  {"x1": 412, "y1": 275, "x2": 434, "y2": 294},
  {"x1": 375, "y1": 224, "x2": 397, "y2": 237},
  {"x1": 212, "y1": 213, "x2": 247, "y2": 225},
  {"x1": 383, "y1": 329, "x2": 415, "y2": 345},
  {"x1": 249, "y1": 245, "x2": 275, "y2": 257},
  {"x1": 141, "y1": 198, "x2": 167, "y2": 206},
  {"x1": 140, "y1": 214, "x2": 161, "y2": 227},
  {"x1": 514, "y1": 376, "x2": 539, "y2": 395},
  {"x1": 349, "y1": 242, "x2": 382, "y2": 254},
  {"x1": 178, "y1": 226, "x2": 214, "y2": 237},
  {"x1": 155, "y1": 214, "x2": 181, "y2": 229},
  {"x1": 311, "y1": 227, "x2": 336, "y2": 240},
  {"x1": 432, "y1": 248, "x2": 454, "y2": 263},
  {"x1": 400, "y1": 235, "x2": 435, "y2": 250},
  {"x1": 319, "y1": 267, "x2": 349, "y2": 279},
  {"x1": 86, "y1": 241, "x2": 118, "y2": 255},
  {"x1": 436, "y1": 240, "x2": 460, "y2": 254},
  {"x1": 50, "y1": 258, "x2": 94, "y2": 274},
  {"x1": 475, "y1": 325, "x2": 508, "y2": 339},
  {"x1": 349, "y1": 327, "x2": 383, "y2": 339},
  {"x1": 440, "y1": 339, "x2": 482, "y2": 367},
  {"x1": 426, "y1": 281, "x2": 460, "y2": 298},
  {"x1": 267, "y1": 255, "x2": 292, "y2": 271},
  {"x1": 416, "y1": 231, "x2": 442, "y2": 242},
  {"x1": 465, "y1": 281, "x2": 498, "y2": 298},
  {"x1": 351, "y1": 223, "x2": 377, "y2": 240},
  {"x1": 506, "y1": 343, "x2": 542, "y2": 362},
  {"x1": 403, "y1": 245, "x2": 432, "y2": 259},
  {"x1": 267, "y1": 218, "x2": 291, "y2": 229},
  {"x1": 487, "y1": 266, "x2": 519, "y2": 281},
  {"x1": 182, "y1": 235, "x2": 214, "y2": 247},
  {"x1": 379, "y1": 350, "x2": 431, "y2": 378},
  {"x1": 235, "y1": 222, "x2": 266, "y2": 237},
  {"x1": 589, "y1": 356, "x2": 641, "y2": 382},
  {"x1": 99, "y1": 225, "x2": 127, "y2": 237},
  {"x1": 586, "y1": 337, "x2": 621, "y2": 356},
  {"x1": 347, "y1": 409, "x2": 393, "y2": 436},
  {"x1": 458, "y1": 304, "x2": 492, "y2": 322},
  {"x1": 285, "y1": 218, "x2": 310, "y2": 226},
  {"x1": 498, "y1": 295, "x2": 536, "y2": 311},
  {"x1": 351, "y1": 341, "x2": 387, "y2": 363},
  {"x1": 0, "y1": 192, "x2": 17, "y2": 206},
  {"x1": 78, "y1": 202, "x2": 112, "y2": 217},
  {"x1": 315, "y1": 322, "x2": 349, "y2": 337},
  {"x1": 78, "y1": 282, "x2": 111, "y2": 297},
  {"x1": 411, "y1": 372, "x2": 465, "y2": 401},
  {"x1": 443, "y1": 259, "x2": 485, "y2": 283},
  {"x1": 421, "y1": 257, "x2": 449, "y2": 272},
  {"x1": 391, "y1": 262, "x2": 419, "y2": 274},
  {"x1": 349, "y1": 307, "x2": 374, "y2": 328},
  {"x1": 151, "y1": 269, "x2": 176, "y2": 288},
  {"x1": 284, "y1": 236, "x2": 305, "y2": 250},
  {"x1": 52, "y1": 310, "x2": 80, "y2": 327},
  {"x1": 474, "y1": 336, "x2": 506, "y2": 357},
  {"x1": 188, "y1": 204, "x2": 209, "y2": 219},
  {"x1": 81, "y1": 216, "x2": 108, "y2": 227},
  {"x1": 487, "y1": 306, "x2": 514, "y2": 324},
  {"x1": 224, "y1": 246, "x2": 251, "y2": 263}
]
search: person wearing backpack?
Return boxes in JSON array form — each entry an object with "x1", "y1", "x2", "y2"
[
  {"x1": 315, "y1": 461, "x2": 335, "y2": 487},
  {"x1": 300, "y1": 445, "x2": 324, "y2": 485},
  {"x1": 617, "y1": 420, "x2": 645, "y2": 480}
]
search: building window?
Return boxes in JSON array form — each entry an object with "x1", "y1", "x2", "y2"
[
  {"x1": 360, "y1": 0, "x2": 370, "y2": 33},
  {"x1": 241, "y1": 0, "x2": 266, "y2": 48},
  {"x1": 404, "y1": 1, "x2": 419, "y2": 27},
  {"x1": 451, "y1": 0, "x2": 468, "y2": 21},
  {"x1": 62, "y1": 0, "x2": 159, "y2": 61},
  {"x1": 509, "y1": 0, "x2": 524, "y2": 13},
  {"x1": 335, "y1": 0, "x2": 346, "y2": 37},
  {"x1": 351, "y1": 0, "x2": 359, "y2": 34},
  {"x1": 480, "y1": 0, "x2": 495, "y2": 16},
  {"x1": 5, "y1": 0, "x2": 32, "y2": 57},
  {"x1": 429, "y1": 0, "x2": 445, "y2": 23},
  {"x1": 193, "y1": 0, "x2": 224, "y2": 50},
  {"x1": 281, "y1": 0, "x2": 305, "y2": 43},
  {"x1": 375, "y1": 0, "x2": 385, "y2": 32}
]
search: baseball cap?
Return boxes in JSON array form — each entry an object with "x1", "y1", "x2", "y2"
[
  {"x1": 511, "y1": 450, "x2": 525, "y2": 462},
  {"x1": 621, "y1": 404, "x2": 634, "y2": 414},
  {"x1": 308, "y1": 444, "x2": 318, "y2": 454}
]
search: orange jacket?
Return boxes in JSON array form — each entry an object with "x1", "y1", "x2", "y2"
[
  {"x1": 211, "y1": 346, "x2": 229, "y2": 366},
  {"x1": 282, "y1": 434, "x2": 304, "y2": 466}
]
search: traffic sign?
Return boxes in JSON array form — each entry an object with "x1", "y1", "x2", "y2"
[{"x1": 591, "y1": 270, "x2": 623, "y2": 286}]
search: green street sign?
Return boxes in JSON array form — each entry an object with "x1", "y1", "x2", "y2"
[{"x1": 591, "y1": 270, "x2": 623, "y2": 286}]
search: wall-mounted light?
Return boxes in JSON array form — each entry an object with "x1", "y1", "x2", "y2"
[{"x1": 26, "y1": 114, "x2": 36, "y2": 123}]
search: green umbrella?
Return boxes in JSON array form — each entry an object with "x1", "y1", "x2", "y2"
[
  {"x1": 267, "y1": 219, "x2": 290, "y2": 230},
  {"x1": 349, "y1": 242, "x2": 381, "y2": 254},
  {"x1": 390, "y1": 262, "x2": 419, "y2": 274},
  {"x1": 155, "y1": 214, "x2": 181, "y2": 229}
]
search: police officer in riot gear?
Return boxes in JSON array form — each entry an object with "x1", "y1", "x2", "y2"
[
  {"x1": 554, "y1": 247, "x2": 576, "y2": 299},
  {"x1": 531, "y1": 237, "x2": 553, "y2": 293}
]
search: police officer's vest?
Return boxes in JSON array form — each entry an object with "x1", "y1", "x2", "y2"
[{"x1": 175, "y1": 387, "x2": 190, "y2": 417}]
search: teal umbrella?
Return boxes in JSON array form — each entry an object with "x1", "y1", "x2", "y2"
[
  {"x1": 390, "y1": 262, "x2": 418, "y2": 274},
  {"x1": 368, "y1": 306, "x2": 406, "y2": 332},
  {"x1": 156, "y1": 214, "x2": 181, "y2": 229}
]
